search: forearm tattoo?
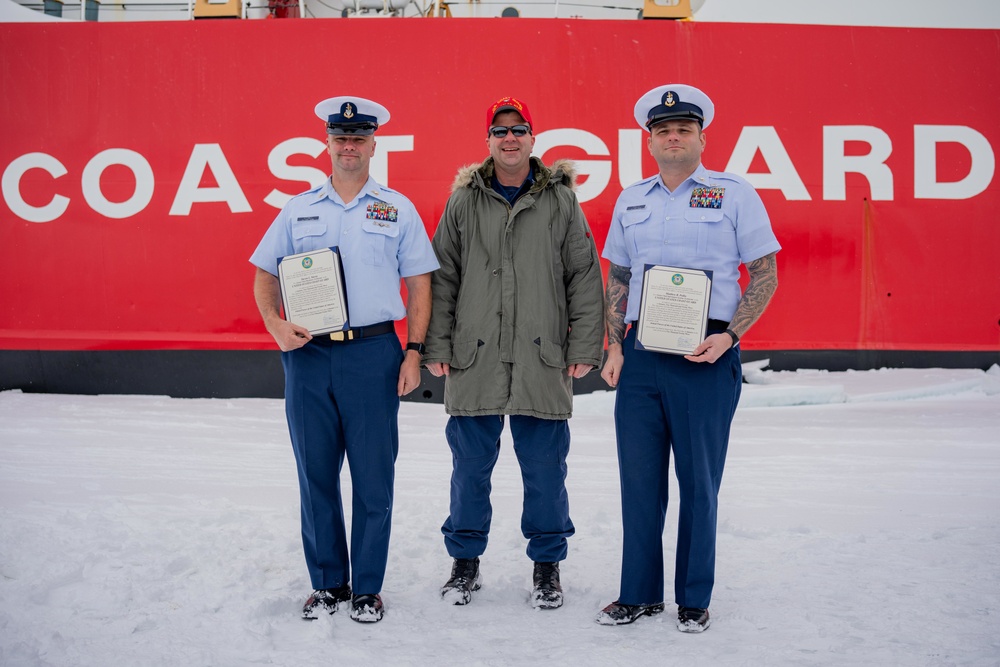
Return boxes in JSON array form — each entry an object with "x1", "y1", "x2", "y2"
[
  {"x1": 605, "y1": 263, "x2": 632, "y2": 346},
  {"x1": 730, "y1": 252, "x2": 778, "y2": 338}
]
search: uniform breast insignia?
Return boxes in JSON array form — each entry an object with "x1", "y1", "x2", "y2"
[
  {"x1": 689, "y1": 187, "x2": 725, "y2": 209},
  {"x1": 366, "y1": 201, "x2": 398, "y2": 226},
  {"x1": 626, "y1": 205, "x2": 646, "y2": 211},
  {"x1": 296, "y1": 215, "x2": 320, "y2": 221}
]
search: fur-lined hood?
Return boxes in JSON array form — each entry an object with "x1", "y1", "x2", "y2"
[{"x1": 450, "y1": 157, "x2": 578, "y2": 194}]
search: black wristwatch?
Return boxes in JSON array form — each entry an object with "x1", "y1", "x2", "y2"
[
  {"x1": 405, "y1": 342, "x2": 426, "y2": 355},
  {"x1": 724, "y1": 329, "x2": 740, "y2": 347}
]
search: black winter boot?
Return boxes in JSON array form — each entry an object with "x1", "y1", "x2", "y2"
[
  {"x1": 531, "y1": 561, "x2": 563, "y2": 610},
  {"x1": 440, "y1": 557, "x2": 482, "y2": 605}
]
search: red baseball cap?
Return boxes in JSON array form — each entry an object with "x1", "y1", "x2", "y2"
[{"x1": 486, "y1": 96, "x2": 533, "y2": 130}]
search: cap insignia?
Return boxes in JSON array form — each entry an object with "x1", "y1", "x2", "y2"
[
  {"x1": 664, "y1": 92, "x2": 676, "y2": 107},
  {"x1": 344, "y1": 103, "x2": 355, "y2": 119},
  {"x1": 493, "y1": 98, "x2": 522, "y2": 115}
]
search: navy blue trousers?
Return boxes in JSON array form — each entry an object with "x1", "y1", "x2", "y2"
[
  {"x1": 442, "y1": 415, "x2": 575, "y2": 563},
  {"x1": 282, "y1": 332, "x2": 403, "y2": 595},
  {"x1": 614, "y1": 326, "x2": 742, "y2": 609}
]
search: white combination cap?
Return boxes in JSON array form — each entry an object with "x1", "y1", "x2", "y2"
[
  {"x1": 314, "y1": 96, "x2": 390, "y2": 135},
  {"x1": 633, "y1": 84, "x2": 714, "y2": 132}
]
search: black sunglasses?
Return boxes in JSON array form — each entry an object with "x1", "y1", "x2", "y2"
[{"x1": 489, "y1": 125, "x2": 531, "y2": 138}]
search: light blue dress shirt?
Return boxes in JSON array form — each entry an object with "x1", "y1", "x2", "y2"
[
  {"x1": 602, "y1": 164, "x2": 781, "y2": 323},
  {"x1": 250, "y1": 176, "x2": 439, "y2": 327}
]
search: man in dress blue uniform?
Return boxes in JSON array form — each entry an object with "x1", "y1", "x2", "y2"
[
  {"x1": 595, "y1": 84, "x2": 780, "y2": 632},
  {"x1": 250, "y1": 96, "x2": 439, "y2": 624}
]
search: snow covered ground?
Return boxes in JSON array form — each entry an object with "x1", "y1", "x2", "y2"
[{"x1": 1, "y1": 365, "x2": 999, "y2": 666}]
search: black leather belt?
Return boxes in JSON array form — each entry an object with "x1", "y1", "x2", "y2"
[{"x1": 310, "y1": 321, "x2": 394, "y2": 345}]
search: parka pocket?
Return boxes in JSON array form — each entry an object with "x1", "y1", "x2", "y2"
[
  {"x1": 534, "y1": 337, "x2": 566, "y2": 369},
  {"x1": 450, "y1": 338, "x2": 483, "y2": 370},
  {"x1": 565, "y1": 228, "x2": 595, "y2": 273}
]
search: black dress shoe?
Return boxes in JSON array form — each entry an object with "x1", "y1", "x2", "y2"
[
  {"x1": 350, "y1": 593, "x2": 384, "y2": 623},
  {"x1": 595, "y1": 600, "x2": 665, "y2": 625},
  {"x1": 301, "y1": 585, "x2": 352, "y2": 620},
  {"x1": 677, "y1": 606, "x2": 711, "y2": 633}
]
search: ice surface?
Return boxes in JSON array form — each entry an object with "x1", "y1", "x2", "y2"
[{"x1": 1, "y1": 366, "x2": 998, "y2": 665}]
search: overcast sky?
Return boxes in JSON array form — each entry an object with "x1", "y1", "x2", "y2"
[{"x1": 694, "y1": 0, "x2": 1000, "y2": 29}]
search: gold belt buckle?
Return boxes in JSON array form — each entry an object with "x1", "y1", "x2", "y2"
[{"x1": 330, "y1": 330, "x2": 354, "y2": 342}]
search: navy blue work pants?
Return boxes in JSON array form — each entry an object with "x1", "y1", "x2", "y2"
[
  {"x1": 282, "y1": 332, "x2": 403, "y2": 595},
  {"x1": 442, "y1": 414, "x2": 575, "y2": 563},
  {"x1": 614, "y1": 325, "x2": 742, "y2": 609}
]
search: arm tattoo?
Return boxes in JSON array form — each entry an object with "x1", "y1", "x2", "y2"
[
  {"x1": 605, "y1": 263, "x2": 632, "y2": 346},
  {"x1": 729, "y1": 252, "x2": 778, "y2": 338}
]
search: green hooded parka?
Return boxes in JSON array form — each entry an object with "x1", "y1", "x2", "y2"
[{"x1": 425, "y1": 156, "x2": 605, "y2": 419}]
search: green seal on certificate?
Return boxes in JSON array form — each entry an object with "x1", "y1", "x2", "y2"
[
  {"x1": 635, "y1": 264, "x2": 713, "y2": 355},
  {"x1": 277, "y1": 246, "x2": 349, "y2": 335}
]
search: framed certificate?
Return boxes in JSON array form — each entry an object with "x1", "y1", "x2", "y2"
[
  {"x1": 635, "y1": 264, "x2": 713, "y2": 355},
  {"x1": 277, "y1": 247, "x2": 349, "y2": 335}
]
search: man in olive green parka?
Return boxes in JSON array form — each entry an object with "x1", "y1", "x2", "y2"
[{"x1": 425, "y1": 96, "x2": 604, "y2": 611}]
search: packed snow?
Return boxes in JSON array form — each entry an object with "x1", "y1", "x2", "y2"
[{"x1": 2, "y1": 365, "x2": 999, "y2": 666}]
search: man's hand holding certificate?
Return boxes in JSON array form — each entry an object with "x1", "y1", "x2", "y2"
[
  {"x1": 635, "y1": 265, "x2": 712, "y2": 356},
  {"x1": 278, "y1": 247, "x2": 349, "y2": 335}
]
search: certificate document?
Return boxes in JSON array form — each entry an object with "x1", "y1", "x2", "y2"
[
  {"x1": 635, "y1": 264, "x2": 713, "y2": 355},
  {"x1": 277, "y1": 247, "x2": 349, "y2": 335}
]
